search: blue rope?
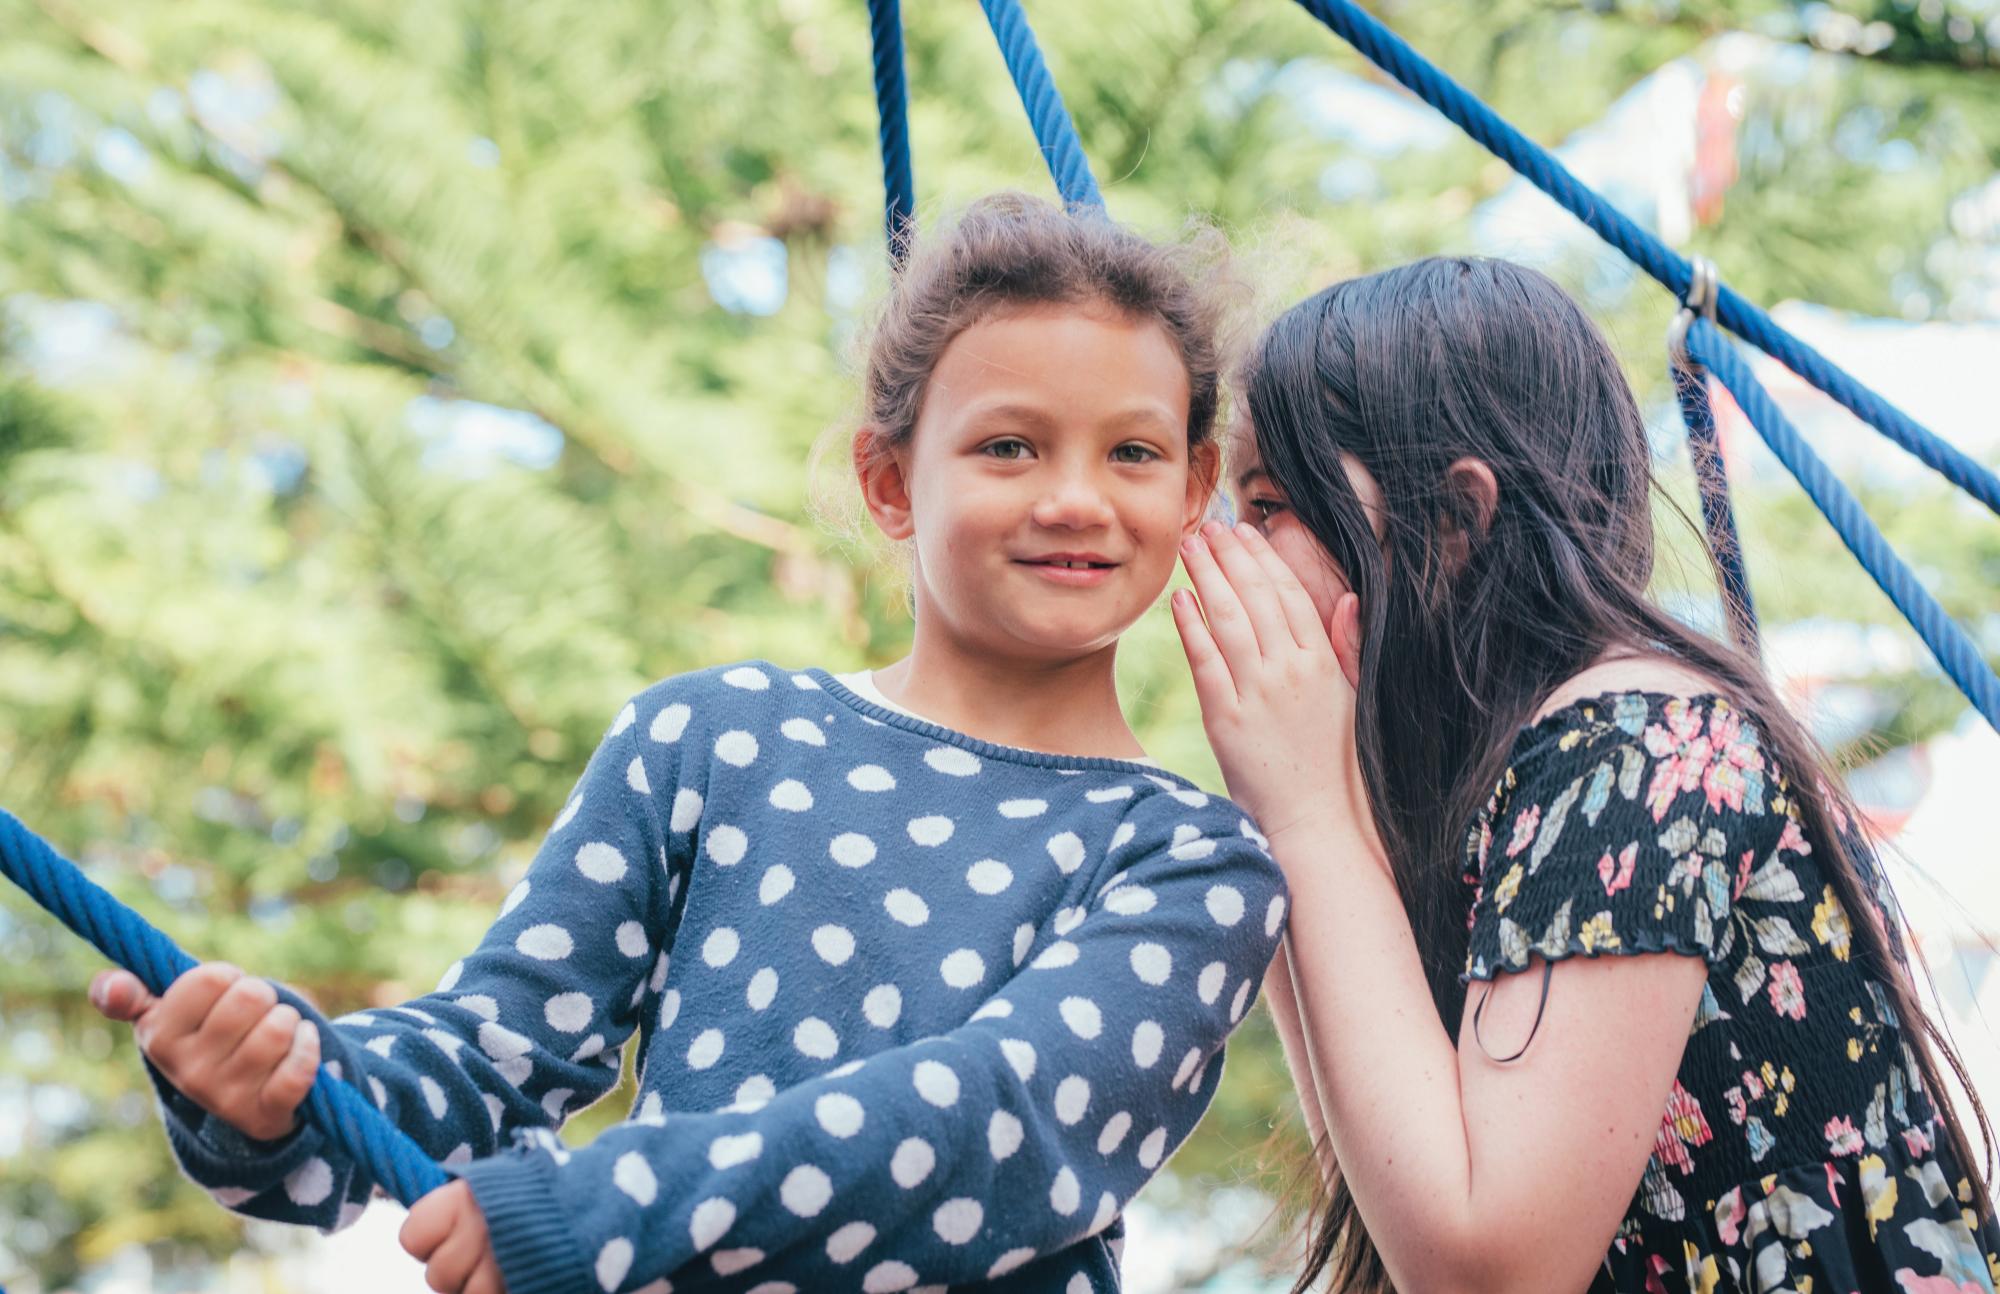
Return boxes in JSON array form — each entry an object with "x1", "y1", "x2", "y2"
[
  {"x1": 0, "y1": 809, "x2": 450, "y2": 1207},
  {"x1": 1672, "y1": 360, "x2": 1760, "y2": 651},
  {"x1": 1289, "y1": 0, "x2": 2000, "y2": 520},
  {"x1": 976, "y1": 0, "x2": 1104, "y2": 211},
  {"x1": 867, "y1": 0, "x2": 917, "y2": 260},
  {"x1": 1686, "y1": 319, "x2": 2000, "y2": 732}
]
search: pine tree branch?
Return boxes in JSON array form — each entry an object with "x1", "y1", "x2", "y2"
[
  {"x1": 298, "y1": 297, "x2": 445, "y2": 370},
  {"x1": 1106, "y1": 2, "x2": 1234, "y2": 182},
  {"x1": 29, "y1": 0, "x2": 838, "y2": 571}
]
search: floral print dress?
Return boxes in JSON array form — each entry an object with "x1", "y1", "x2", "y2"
[{"x1": 1461, "y1": 691, "x2": 1999, "y2": 1294}]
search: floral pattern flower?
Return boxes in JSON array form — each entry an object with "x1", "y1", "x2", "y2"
[
  {"x1": 1813, "y1": 884, "x2": 1854, "y2": 961},
  {"x1": 1600, "y1": 841, "x2": 1639, "y2": 895},
  {"x1": 1826, "y1": 1114, "x2": 1865, "y2": 1156},
  {"x1": 1768, "y1": 959, "x2": 1807, "y2": 1020}
]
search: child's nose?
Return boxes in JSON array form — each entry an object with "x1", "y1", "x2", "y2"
[{"x1": 1032, "y1": 470, "x2": 1116, "y2": 530}]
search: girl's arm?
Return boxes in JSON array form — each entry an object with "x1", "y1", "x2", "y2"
[
  {"x1": 1275, "y1": 815, "x2": 1703, "y2": 1294},
  {"x1": 1262, "y1": 938, "x2": 1337, "y2": 1183},
  {"x1": 140, "y1": 686, "x2": 683, "y2": 1232},
  {"x1": 452, "y1": 789, "x2": 1287, "y2": 1294},
  {"x1": 1174, "y1": 522, "x2": 1705, "y2": 1294}
]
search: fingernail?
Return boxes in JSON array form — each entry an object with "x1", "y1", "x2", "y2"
[
  {"x1": 1171, "y1": 589, "x2": 1190, "y2": 610},
  {"x1": 88, "y1": 974, "x2": 106, "y2": 1008},
  {"x1": 1201, "y1": 520, "x2": 1224, "y2": 538}
]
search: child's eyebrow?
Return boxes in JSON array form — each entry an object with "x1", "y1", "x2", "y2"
[
  {"x1": 963, "y1": 403, "x2": 1180, "y2": 435},
  {"x1": 961, "y1": 401, "x2": 1057, "y2": 431},
  {"x1": 1099, "y1": 405, "x2": 1180, "y2": 434},
  {"x1": 1235, "y1": 466, "x2": 1270, "y2": 491}
]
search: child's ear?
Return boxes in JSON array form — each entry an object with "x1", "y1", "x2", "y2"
[
  {"x1": 854, "y1": 426, "x2": 916, "y2": 542},
  {"x1": 1439, "y1": 456, "x2": 1499, "y2": 567},
  {"x1": 1183, "y1": 439, "x2": 1223, "y2": 537}
]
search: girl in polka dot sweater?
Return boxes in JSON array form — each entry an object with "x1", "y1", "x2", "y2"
[{"x1": 90, "y1": 194, "x2": 1288, "y2": 1294}]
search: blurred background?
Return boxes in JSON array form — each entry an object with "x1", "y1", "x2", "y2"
[{"x1": 1, "y1": 1, "x2": 1996, "y2": 1290}]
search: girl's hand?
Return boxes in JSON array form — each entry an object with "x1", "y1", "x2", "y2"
[
  {"x1": 90, "y1": 962, "x2": 320, "y2": 1143},
  {"x1": 1172, "y1": 520, "x2": 1371, "y2": 852},
  {"x1": 401, "y1": 1180, "x2": 505, "y2": 1293}
]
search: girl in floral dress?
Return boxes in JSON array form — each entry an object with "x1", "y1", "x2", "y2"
[{"x1": 1171, "y1": 256, "x2": 1996, "y2": 1292}]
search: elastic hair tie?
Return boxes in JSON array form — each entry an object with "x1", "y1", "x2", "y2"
[{"x1": 1471, "y1": 957, "x2": 1554, "y2": 1064}]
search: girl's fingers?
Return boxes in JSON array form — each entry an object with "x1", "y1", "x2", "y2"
[
  {"x1": 140, "y1": 962, "x2": 244, "y2": 1061},
  {"x1": 192, "y1": 974, "x2": 284, "y2": 1069},
  {"x1": 400, "y1": 1183, "x2": 456, "y2": 1260},
  {"x1": 466, "y1": 1253, "x2": 505, "y2": 1294},
  {"x1": 229, "y1": 1003, "x2": 307, "y2": 1097},
  {"x1": 253, "y1": 1021, "x2": 319, "y2": 1136},
  {"x1": 1234, "y1": 522, "x2": 1337, "y2": 652},
  {"x1": 89, "y1": 970, "x2": 157, "y2": 1024},
  {"x1": 424, "y1": 1208, "x2": 487, "y2": 1294},
  {"x1": 1179, "y1": 533, "x2": 1259, "y2": 678},
  {"x1": 1171, "y1": 588, "x2": 1237, "y2": 713},
  {"x1": 1198, "y1": 523, "x2": 1288, "y2": 657},
  {"x1": 223, "y1": 1002, "x2": 300, "y2": 1082}
]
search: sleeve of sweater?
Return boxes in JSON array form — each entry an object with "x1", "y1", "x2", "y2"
[
  {"x1": 456, "y1": 789, "x2": 1289, "y2": 1294},
  {"x1": 145, "y1": 685, "x2": 685, "y2": 1231}
]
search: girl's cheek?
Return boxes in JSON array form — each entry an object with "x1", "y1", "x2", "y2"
[{"x1": 1272, "y1": 525, "x2": 1349, "y2": 617}]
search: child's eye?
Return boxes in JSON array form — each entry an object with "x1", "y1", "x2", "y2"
[
  {"x1": 982, "y1": 439, "x2": 1032, "y2": 461},
  {"x1": 1247, "y1": 497, "x2": 1288, "y2": 523},
  {"x1": 1111, "y1": 443, "x2": 1160, "y2": 465}
]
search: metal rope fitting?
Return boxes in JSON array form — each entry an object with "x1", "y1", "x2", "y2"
[{"x1": 1668, "y1": 255, "x2": 1721, "y2": 371}]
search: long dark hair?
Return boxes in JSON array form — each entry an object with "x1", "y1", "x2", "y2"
[{"x1": 1244, "y1": 256, "x2": 1993, "y2": 1292}]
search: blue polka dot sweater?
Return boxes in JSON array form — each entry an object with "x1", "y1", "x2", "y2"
[{"x1": 145, "y1": 662, "x2": 1289, "y2": 1294}]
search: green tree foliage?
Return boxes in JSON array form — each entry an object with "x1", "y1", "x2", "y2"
[{"x1": 0, "y1": 0, "x2": 1993, "y2": 1285}]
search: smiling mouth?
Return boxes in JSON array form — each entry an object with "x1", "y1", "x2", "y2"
[{"x1": 1014, "y1": 557, "x2": 1120, "y2": 587}]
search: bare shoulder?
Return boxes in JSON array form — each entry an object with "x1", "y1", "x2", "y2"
[{"x1": 1532, "y1": 655, "x2": 1725, "y2": 724}]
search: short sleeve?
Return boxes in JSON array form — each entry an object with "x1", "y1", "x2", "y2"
[{"x1": 1462, "y1": 693, "x2": 1788, "y2": 983}]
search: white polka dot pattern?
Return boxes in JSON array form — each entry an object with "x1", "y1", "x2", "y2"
[
  {"x1": 891, "y1": 1137, "x2": 936, "y2": 1188},
  {"x1": 747, "y1": 967, "x2": 779, "y2": 1012},
  {"x1": 863, "y1": 983, "x2": 901, "y2": 1028},
  {"x1": 934, "y1": 1197, "x2": 983, "y2": 1244},
  {"x1": 827, "y1": 1220, "x2": 876, "y2": 1262},
  {"x1": 782, "y1": 1163, "x2": 832, "y2": 1216},
  {"x1": 156, "y1": 662, "x2": 1285, "y2": 1294}
]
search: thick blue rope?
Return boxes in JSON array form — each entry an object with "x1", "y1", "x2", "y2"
[
  {"x1": 0, "y1": 809, "x2": 449, "y2": 1207},
  {"x1": 1686, "y1": 320, "x2": 2000, "y2": 732},
  {"x1": 1289, "y1": 0, "x2": 2000, "y2": 520},
  {"x1": 1672, "y1": 361, "x2": 1760, "y2": 651},
  {"x1": 976, "y1": 0, "x2": 1104, "y2": 211},
  {"x1": 867, "y1": 0, "x2": 917, "y2": 260}
]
